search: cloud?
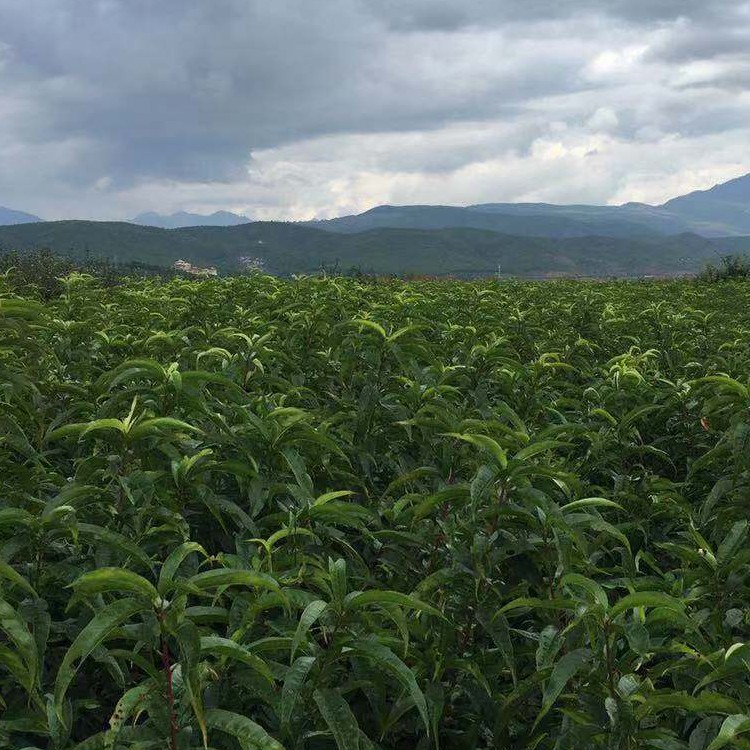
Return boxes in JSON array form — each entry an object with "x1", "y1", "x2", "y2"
[
  {"x1": 365, "y1": 0, "x2": 742, "y2": 29},
  {"x1": 0, "y1": 0, "x2": 748, "y2": 219}
]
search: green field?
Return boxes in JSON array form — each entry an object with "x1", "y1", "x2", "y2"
[{"x1": 2, "y1": 273, "x2": 750, "y2": 749}]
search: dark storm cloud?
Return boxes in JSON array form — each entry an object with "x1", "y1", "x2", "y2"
[
  {"x1": 366, "y1": 0, "x2": 742, "y2": 30},
  {"x1": 0, "y1": 0, "x2": 749, "y2": 218},
  {"x1": 2, "y1": 0, "x2": 583, "y2": 185},
  {"x1": 0, "y1": 0, "x2": 385, "y2": 182},
  {"x1": 647, "y1": 26, "x2": 750, "y2": 64}
]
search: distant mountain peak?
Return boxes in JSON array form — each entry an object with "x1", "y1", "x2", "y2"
[
  {"x1": 0, "y1": 206, "x2": 42, "y2": 225},
  {"x1": 664, "y1": 171, "x2": 750, "y2": 206},
  {"x1": 131, "y1": 210, "x2": 250, "y2": 228},
  {"x1": 658, "y1": 171, "x2": 750, "y2": 235}
]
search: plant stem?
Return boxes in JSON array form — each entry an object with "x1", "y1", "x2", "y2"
[
  {"x1": 603, "y1": 619, "x2": 616, "y2": 698},
  {"x1": 159, "y1": 615, "x2": 179, "y2": 750}
]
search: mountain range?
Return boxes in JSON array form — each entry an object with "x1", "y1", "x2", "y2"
[
  {"x1": 302, "y1": 174, "x2": 750, "y2": 238},
  {"x1": 1, "y1": 171, "x2": 749, "y2": 277},
  {"x1": 0, "y1": 206, "x2": 42, "y2": 225},
  {"x1": 131, "y1": 210, "x2": 251, "y2": 228}
]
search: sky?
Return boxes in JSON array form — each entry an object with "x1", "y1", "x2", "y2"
[{"x1": 1, "y1": 0, "x2": 749, "y2": 221}]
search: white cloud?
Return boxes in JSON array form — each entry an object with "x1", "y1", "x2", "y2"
[
  {"x1": 583, "y1": 45, "x2": 648, "y2": 82},
  {"x1": 587, "y1": 107, "x2": 620, "y2": 131}
]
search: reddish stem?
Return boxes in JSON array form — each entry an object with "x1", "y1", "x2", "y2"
[{"x1": 159, "y1": 614, "x2": 179, "y2": 750}]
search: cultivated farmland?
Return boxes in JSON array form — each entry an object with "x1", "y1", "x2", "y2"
[{"x1": 2, "y1": 273, "x2": 750, "y2": 749}]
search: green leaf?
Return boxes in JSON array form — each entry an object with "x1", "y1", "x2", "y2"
[
  {"x1": 313, "y1": 688, "x2": 361, "y2": 750},
  {"x1": 200, "y1": 636, "x2": 274, "y2": 684},
  {"x1": 291, "y1": 600, "x2": 327, "y2": 661},
  {"x1": 412, "y1": 485, "x2": 470, "y2": 521},
  {"x1": 68, "y1": 568, "x2": 158, "y2": 605},
  {"x1": 81, "y1": 418, "x2": 129, "y2": 438},
  {"x1": 43, "y1": 483, "x2": 99, "y2": 518},
  {"x1": 350, "y1": 638, "x2": 429, "y2": 733},
  {"x1": 513, "y1": 440, "x2": 570, "y2": 462},
  {"x1": 561, "y1": 573, "x2": 609, "y2": 609},
  {"x1": 534, "y1": 648, "x2": 591, "y2": 728},
  {"x1": 344, "y1": 590, "x2": 442, "y2": 619},
  {"x1": 561, "y1": 497, "x2": 623, "y2": 513},
  {"x1": 54, "y1": 598, "x2": 149, "y2": 719},
  {"x1": 105, "y1": 682, "x2": 154, "y2": 750},
  {"x1": 186, "y1": 568, "x2": 279, "y2": 593},
  {"x1": 263, "y1": 527, "x2": 317, "y2": 550},
  {"x1": 0, "y1": 561, "x2": 37, "y2": 597},
  {"x1": 639, "y1": 691, "x2": 742, "y2": 719},
  {"x1": 0, "y1": 507, "x2": 33, "y2": 530},
  {"x1": 444, "y1": 433, "x2": 507, "y2": 469},
  {"x1": 496, "y1": 597, "x2": 578, "y2": 616},
  {"x1": 477, "y1": 610, "x2": 516, "y2": 684},
  {"x1": 307, "y1": 502, "x2": 374, "y2": 529},
  {"x1": 534, "y1": 626, "x2": 563, "y2": 671},
  {"x1": 349, "y1": 318, "x2": 387, "y2": 338},
  {"x1": 0, "y1": 598, "x2": 38, "y2": 693},
  {"x1": 329, "y1": 558, "x2": 348, "y2": 603},
  {"x1": 625, "y1": 621, "x2": 650, "y2": 656},
  {"x1": 708, "y1": 714, "x2": 750, "y2": 750},
  {"x1": 43, "y1": 423, "x2": 88, "y2": 441},
  {"x1": 128, "y1": 417, "x2": 204, "y2": 440},
  {"x1": 178, "y1": 620, "x2": 207, "y2": 747},
  {"x1": 591, "y1": 408, "x2": 618, "y2": 426},
  {"x1": 609, "y1": 591, "x2": 684, "y2": 620},
  {"x1": 718, "y1": 521, "x2": 749, "y2": 566},
  {"x1": 313, "y1": 490, "x2": 355, "y2": 506},
  {"x1": 0, "y1": 644, "x2": 35, "y2": 696},
  {"x1": 470, "y1": 464, "x2": 498, "y2": 507},
  {"x1": 280, "y1": 656, "x2": 316, "y2": 728},
  {"x1": 77, "y1": 524, "x2": 154, "y2": 573},
  {"x1": 587, "y1": 517, "x2": 632, "y2": 554},
  {"x1": 281, "y1": 447, "x2": 314, "y2": 498},
  {"x1": 693, "y1": 375, "x2": 749, "y2": 399},
  {"x1": 158, "y1": 542, "x2": 207, "y2": 593},
  {"x1": 204, "y1": 708, "x2": 284, "y2": 750}
]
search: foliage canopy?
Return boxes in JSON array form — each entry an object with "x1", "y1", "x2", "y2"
[{"x1": 1, "y1": 272, "x2": 750, "y2": 749}]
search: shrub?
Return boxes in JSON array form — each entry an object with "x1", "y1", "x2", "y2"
[
  {"x1": 697, "y1": 253, "x2": 750, "y2": 282},
  {"x1": 0, "y1": 248, "x2": 185, "y2": 298}
]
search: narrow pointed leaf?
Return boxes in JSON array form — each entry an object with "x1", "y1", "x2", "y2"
[
  {"x1": 204, "y1": 708, "x2": 284, "y2": 750},
  {"x1": 313, "y1": 688, "x2": 361, "y2": 750},
  {"x1": 291, "y1": 600, "x2": 327, "y2": 660},
  {"x1": 54, "y1": 598, "x2": 149, "y2": 718},
  {"x1": 280, "y1": 656, "x2": 316, "y2": 728}
]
